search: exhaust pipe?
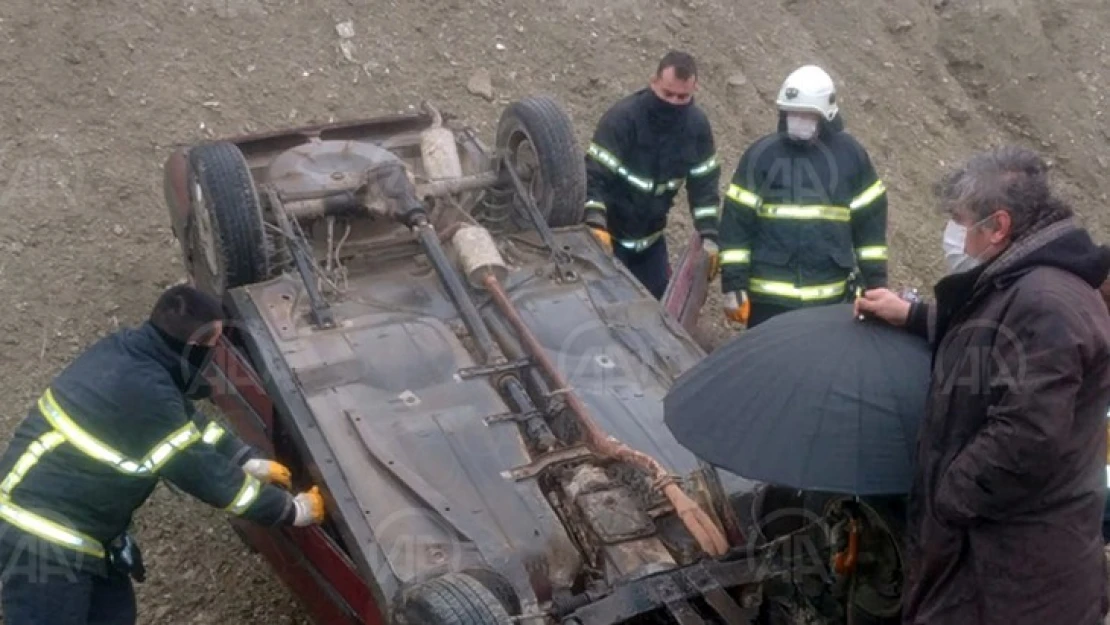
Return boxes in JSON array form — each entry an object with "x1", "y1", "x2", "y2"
[{"x1": 454, "y1": 225, "x2": 729, "y2": 557}]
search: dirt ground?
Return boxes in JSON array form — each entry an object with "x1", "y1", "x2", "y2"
[{"x1": 0, "y1": 0, "x2": 1108, "y2": 622}]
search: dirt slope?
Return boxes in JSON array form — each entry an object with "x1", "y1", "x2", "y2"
[{"x1": 0, "y1": 0, "x2": 1106, "y2": 622}]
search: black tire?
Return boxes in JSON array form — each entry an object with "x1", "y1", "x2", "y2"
[
  {"x1": 460, "y1": 567, "x2": 521, "y2": 616},
  {"x1": 185, "y1": 141, "x2": 268, "y2": 296},
  {"x1": 494, "y1": 95, "x2": 586, "y2": 228},
  {"x1": 403, "y1": 572, "x2": 513, "y2": 625},
  {"x1": 846, "y1": 497, "x2": 907, "y2": 623}
]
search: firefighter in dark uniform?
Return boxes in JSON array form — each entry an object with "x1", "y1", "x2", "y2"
[
  {"x1": 719, "y1": 64, "x2": 889, "y2": 327},
  {"x1": 0, "y1": 285, "x2": 326, "y2": 625},
  {"x1": 584, "y1": 50, "x2": 722, "y2": 299}
]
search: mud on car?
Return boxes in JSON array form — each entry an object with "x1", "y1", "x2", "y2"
[{"x1": 162, "y1": 95, "x2": 898, "y2": 625}]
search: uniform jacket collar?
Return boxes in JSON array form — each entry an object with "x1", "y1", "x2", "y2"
[
  {"x1": 632, "y1": 88, "x2": 695, "y2": 145},
  {"x1": 130, "y1": 321, "x2": 212, "y2": 398}
]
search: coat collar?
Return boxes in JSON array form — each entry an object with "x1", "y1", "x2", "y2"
[
  {"x1": 129, "y1": 321, "x2": 211, "y2": 397},
  {"x1": 632, "y1": 88, "x2": 695, "y2": 145},
  {"x1": 931, "y1": 217, "x2": 1110, "y2": 344}
]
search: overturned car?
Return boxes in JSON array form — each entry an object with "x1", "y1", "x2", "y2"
[{"x1": 161, "y1": 95, "x2": 893, "y2": 625}]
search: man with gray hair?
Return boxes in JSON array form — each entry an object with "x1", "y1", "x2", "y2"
[{"x1": 856, "y1": 145, "x2": 1110, "y2": 625}]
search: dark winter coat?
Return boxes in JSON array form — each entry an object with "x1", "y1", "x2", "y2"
[
  {"x1": 901, "y1": 217, "x2": 1110, "y2": 625},
  {"x1": 584, "y1": 88, "x2": 722, "y2": 245},
  {"x1": 0, "y1": 321, "x2": 295, "y2": 577},
  {"x1": 718, "y1": 113, "x2": 888, "y2": 307}
]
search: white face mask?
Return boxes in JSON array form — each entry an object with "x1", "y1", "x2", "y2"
[
  {"x1": 785, "y1": 113, "x2": 819, "y2": 141},
  {"x1": 942, "y1": 219, "x2": 982, "y2": 274}
]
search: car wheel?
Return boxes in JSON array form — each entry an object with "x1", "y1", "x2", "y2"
[
  {"x1": 185, "y1": 141, "x2": 269, "y2": 298},
  {"x1": 403, "y1": 572, "x2": 513, "y2": 625},
  {"x1": 844, "y1": 498, "x2": 907, "y2": 623},
  {"x1": 492, "y1": 95, "x2": 586, "y2": 230},
  {"x1": 460, "y1": 567, "x2": 521, "y2": 616}
]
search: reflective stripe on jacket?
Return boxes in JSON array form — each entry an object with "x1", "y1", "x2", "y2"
[
  {"x1": 584, "y1": 88, "x2": 721, "y2": 245},
  {"x1": 0, "y1": 322, "x2": 293, "y2": 575},
  {"x1": 718, "y1": 113, "x2": 888, "y2": 307}
]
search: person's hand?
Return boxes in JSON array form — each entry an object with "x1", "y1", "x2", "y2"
[
  {"x1": 723, "y1": 290, "x2": 750, "y2": 328},
  {"x1": 703, "y1": 239, "x2": 720, "y2": 281},
  {"x1": 242, "y1": 459, "x2": 293, "y2": 490},
  {"x1": 292, "y1": 486, "x2": 326, "y2": 526},
  {"x1": 590, "y1": 228, "x2": 613, "y2": 254},
  {"x1": 854, "y1": 288, "x2": 911, "y2": 326}
]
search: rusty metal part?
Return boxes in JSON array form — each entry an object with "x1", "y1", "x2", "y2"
[
  {"x1": 834, "y1": 518, "x2": 860, "y2": 576},
  {"x1": 651, "y1": 573, "x2": 707, "y2": 625},
  {"x1": 563, "y1": 465, "x2": 678, "y2": 579},
  {"x1": 456, "y1": 358, "x2": 532, "y2": 380},
  {"x1": 684, "y1": 562, "x2": 753, "y2": 625},
  {"x1": 480, "y1": 271, "x2": 730, "y2": 557},
  {"x1": 264, "y1": 187, "x2": 336, "y2": 329},
  {"x1": 276, "y1": 172, "x2": 499, "y2": 219},
  {"x1": 661, "y1": 230, "x2": 711, "y2": 336},
  {"x1": 502, "y1": 445, "x2": 594, "y2": 481},
  {"x1": 550, "y1": 555, "x2": 772, "y2": 623},
  {"x1": 501, "y1": 155, "x2": 575, "y2": 280},
  {"x1": 415, "y1": 171, "x2": 499, "y2": 198}
]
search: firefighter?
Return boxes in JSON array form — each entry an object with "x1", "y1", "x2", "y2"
[
  {"x1": 718, "y1": 64, "x2": 889, "y2": 327},
  {"x1": 0, "y1": 284, "x2": 326, "y2": 625},
  {"x1": 584, "y1": 50, "x2": 722, "y2": 299}
]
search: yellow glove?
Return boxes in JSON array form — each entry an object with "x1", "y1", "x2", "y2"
[
  {"x1": 292, "y1": 486, "x2": 326, "y2": 526},
  {"x1": 723, "y1": 290, "x2": 751, "y2": 328},
  {"x1": 591, "y1": 227, "x2": 613, "y2": 254},
  {"x1": 242, "y1": 459, "x2": 293, "y2": 490},
  {"x1": 703, "y1": 239, "x2": 720, "y2": 281}
]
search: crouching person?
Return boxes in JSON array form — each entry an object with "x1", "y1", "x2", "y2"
[{"x1": 0, "y1": 284, "x2": 326, "y2": 625}]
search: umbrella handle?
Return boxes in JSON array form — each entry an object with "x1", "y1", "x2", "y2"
[{"x1": 834, "y1": 518, "x2": 860, "y2": 576}]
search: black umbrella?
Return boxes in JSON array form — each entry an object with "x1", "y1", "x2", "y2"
[{"x1": 664, "y1": 303, "x2": 931, "y2": 496}]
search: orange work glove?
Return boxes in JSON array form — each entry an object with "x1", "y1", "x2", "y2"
[
  {"x1": 241, "y1": 459, "x2": 293, "y2": 490},
  {"x1": 723, "y1": 290, "x2": 751, "y2": 328},
  {"x1": 292, "y1": 486, "x2": 326, "y2": 526},
  {"x1": 591, "y1": 227, "x2": 613, "y2": 254}
]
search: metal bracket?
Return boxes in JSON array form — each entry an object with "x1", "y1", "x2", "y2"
[
  {"x1": 483, "y1": 410, "x2": 546, "y2": 425},
  {"x1": 502, "y1": 444, "x2": 594, "y2": 481},
  {"x1": 649, "y1": 574, "x2": 705, "y2": 625},
  {"x1": 682, "y1": 562, "x2": 754, "y2": 625},
  {"x1": 263, "y1": 187, "x2": 336, "y2": 329},
  {"x1": 457, "y1": 358, "x2": 533, "y2": 380},
  {"x1": 500, "y1": 155, "x2": 576, "y2": 282}
]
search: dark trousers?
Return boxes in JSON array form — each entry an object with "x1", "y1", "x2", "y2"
[
  {"x1": 0, "y1": 562, "x2": 136, "y2": 625},
  {"x1": 613, "y1": 238, "x2": 670, "y2": 299}
]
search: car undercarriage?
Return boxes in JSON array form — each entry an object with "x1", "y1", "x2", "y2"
[{"x1": 162, "y1": 96, "x2": 906, "y2": 625}]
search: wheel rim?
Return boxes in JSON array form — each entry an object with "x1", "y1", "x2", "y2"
[
  {"x1": 850, "y1": 505, "x2": 904, "y2": 617},
  {"x1": 508, "y1": 129, "x2": 543, "y2": 212},
  {"x1": 188, "y1": 174, "x2": 225, "y2": 294}
]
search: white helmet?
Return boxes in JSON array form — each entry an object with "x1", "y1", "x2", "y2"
[{"x1": 776, "y1": 65, "x2": 839, "y2": 122}]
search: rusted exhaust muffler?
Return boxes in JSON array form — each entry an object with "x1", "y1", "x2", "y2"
[{"x1": 453, "y1": 225, "x2": 729, "y2": 557}]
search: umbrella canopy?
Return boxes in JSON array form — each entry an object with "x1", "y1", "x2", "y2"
[{"x1": 664, "y1": 303, "x2": 932, "y2": 496}]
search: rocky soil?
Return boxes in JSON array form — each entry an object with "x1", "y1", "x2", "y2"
[{"x1": 0, "y1": 0, "x2": 1108, "y2": 622}]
